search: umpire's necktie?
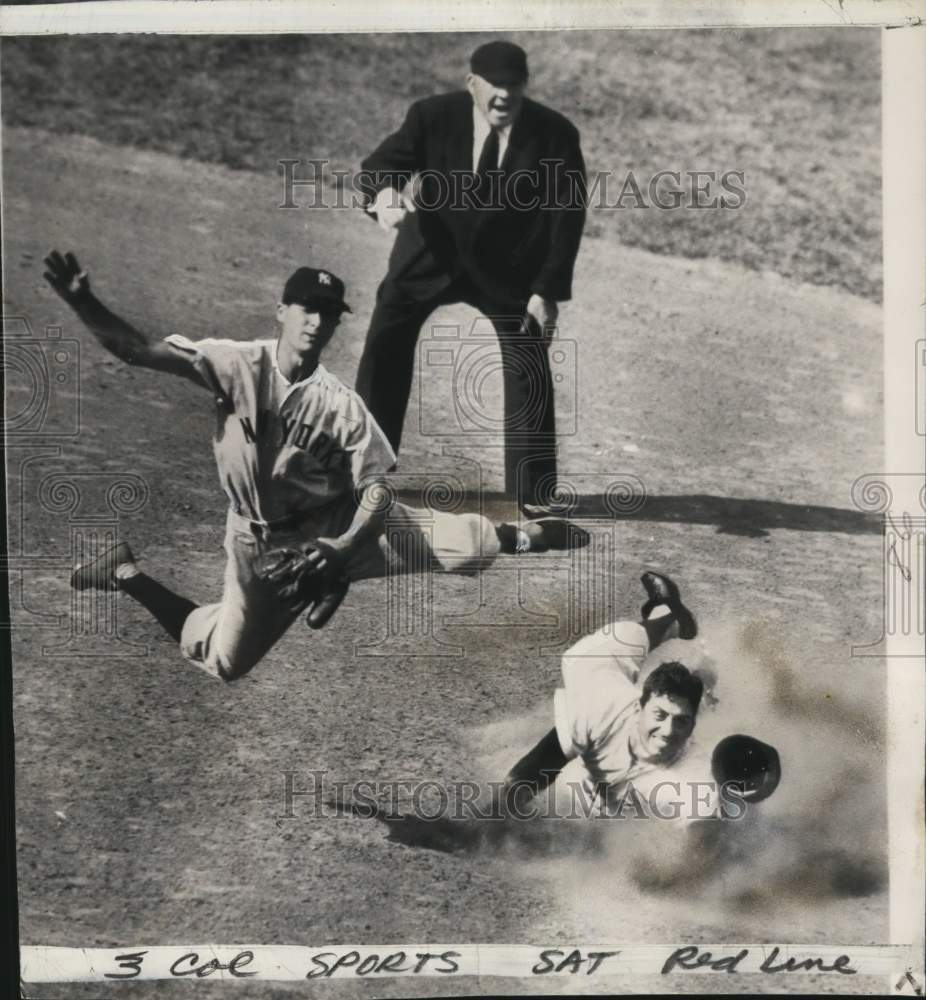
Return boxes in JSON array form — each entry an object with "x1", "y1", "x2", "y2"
[{"x1": 475, "y1": 126, "x2": 500, "y2": 203}]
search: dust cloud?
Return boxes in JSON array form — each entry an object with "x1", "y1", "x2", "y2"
[{"x1": 472, "y1": 620, "x2": 887, "y2": 927}]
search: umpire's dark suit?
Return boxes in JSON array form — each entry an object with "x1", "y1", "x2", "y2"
[{"x1": 355, "y1": 90, "x2": 586, "y2": 508}]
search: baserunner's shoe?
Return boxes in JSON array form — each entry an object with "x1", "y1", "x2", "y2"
[
  {"x1": 640, "y1": 570, "x2": 697, "y2": 640},
  {"x1": 70, "y1": 542, "x2": 135, "y2": 591}
]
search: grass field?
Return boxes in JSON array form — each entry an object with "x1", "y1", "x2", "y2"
[
  {"x1": 3, "y1": 27, "x2": 888, "y2": 999},
  {"x1": 2, "y1": 28, "x2": 881, "y2": 299}
]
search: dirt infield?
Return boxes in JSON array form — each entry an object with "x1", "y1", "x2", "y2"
[
  {"x1": 6, "y1": 123, "x2": 885, "y2": 998},
  {"x1": 1, "y1": 28, "x2": 882, "y2": 301}
]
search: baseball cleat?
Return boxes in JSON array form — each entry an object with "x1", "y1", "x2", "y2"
[
  {"x1": 640, "y1": 571, "x2": 697, "y2": 640},
  {"x1": 70, "y1": 542, "x2": 135, "y2": 591},
  {"x1": 521, "y1": 501, "x2": 577, "y2": 520},
  {"x1": 523, "y1": 517, "x2": 590, "y2": 552}
]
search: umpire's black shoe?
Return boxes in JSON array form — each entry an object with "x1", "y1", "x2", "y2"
[
  {"x1": 640, "y1": 571, "x2": 697, "y2": 640},
  {"x1": 71, "y1": 542, "x2": 135, "y2": 591},
  {"x1": 521, "y1": 501, "x2": 577, "y2": 520}
]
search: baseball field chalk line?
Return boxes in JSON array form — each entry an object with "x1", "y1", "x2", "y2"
[{"x1": 19, "y1": 943, "x2": 923, "y2": 982}]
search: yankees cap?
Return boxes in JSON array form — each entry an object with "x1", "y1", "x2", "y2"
[
  {"x1": 282, "y1": 267, "x2": 352, "y2": 313},
  {"x1": 470, "y1": 40, "x2": 529, "y2": 86}
]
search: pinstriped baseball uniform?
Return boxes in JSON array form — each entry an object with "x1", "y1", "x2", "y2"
[{"x1": 163, "y1": 335, "x2": 500, "y2": 678}]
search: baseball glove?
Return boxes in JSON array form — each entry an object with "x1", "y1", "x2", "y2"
[{"x1": 258, "y1": 541, "x2": 349, "y2": 629}]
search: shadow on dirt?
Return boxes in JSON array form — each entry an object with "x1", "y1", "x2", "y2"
[
  {"x1": 327, "y1": 796, "x2": 588, "y2": 856},
  {"x1": 329, "y1": 796, "x2": 887, "y2": 906},
  {"x1": 400, "y1": 491, "x2": 880, "y2": 539}
]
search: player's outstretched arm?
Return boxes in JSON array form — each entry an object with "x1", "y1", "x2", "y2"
[{"x1": 43, "y1": 250, "x2": 206, "y2": 387}]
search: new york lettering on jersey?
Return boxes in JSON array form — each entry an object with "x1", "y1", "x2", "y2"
[
  {"x1": 163, "y1": 335, "x2": 396, "y2": 523},
  {"x1": 238, "y1": 406, "x2": 351, "y2": 473}
]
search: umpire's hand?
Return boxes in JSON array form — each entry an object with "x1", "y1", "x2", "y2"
[
  {"x1": 371, "y1": 182, "x2": 418, "y2": 232},
  {"x1": 524, "y1": 294, "x2": 558, "y2": 346}
]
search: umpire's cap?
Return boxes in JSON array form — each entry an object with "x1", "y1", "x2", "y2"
[
  {"x1": 282, "y1": 267, "x2": 352, "y2": 313},
  {"x1": 711, "y1": 734, "x2": 781, "y2": 804},
  {"x1": 470, "y1": 41, "x2": 529, "y2": 86}
]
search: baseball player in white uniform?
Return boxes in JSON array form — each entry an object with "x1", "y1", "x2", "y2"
[
  {"x1": 43, "y1": 249, "x2": 588, "y2": 682},
  {"x1": 503, "y1": 571, "x2": 780, "y2": 819},
  {"x1": 337, "y1": 571, "x2": 780, "y2": 852}
]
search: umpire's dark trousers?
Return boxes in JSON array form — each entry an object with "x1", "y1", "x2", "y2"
[{"x1": 355, "y1": 276, "x2": 557, "y2": 509}]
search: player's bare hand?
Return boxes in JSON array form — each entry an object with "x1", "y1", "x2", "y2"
[
  {"x1": 524, "y1": 294, "x2": 558, "y2": 346},
  {"x1": 43, "y1": 250, "x2": 91, "y2": 308},
  {"x1": 301, "y1": 538, "x2": 348, "y2": 579}
]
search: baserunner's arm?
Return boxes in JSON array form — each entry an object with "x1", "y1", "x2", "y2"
[
  {"x1": 43, "y1": 249, "x2": 206, "y2": 387},
  {"x1": 505, "y1": 728, "x2": 569, "y2": 794}
]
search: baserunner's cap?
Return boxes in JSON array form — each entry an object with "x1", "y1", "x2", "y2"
[
  {"x1": 470, "y1": 40, "x2": 529, "y2": 86},
  {"x1": 282, "y1": 267, "x2": 352, "y2": 313},
  {"x1": 711, "y1": 734, "x2": 782, "y2": 804}
]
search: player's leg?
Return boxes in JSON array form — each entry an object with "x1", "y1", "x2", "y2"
[
  {"x1": 71, "y1": 541, "x2": 197, "y2": 642},
  {"x1": 343, "y1": 503, "x2": 502, "y2": 579},
  {"x1": 640, "y1": 570, "x2": 698, "y2": 645},
  {"x1": 354, "y1": 284, "x2": 440, "y2": 452},
  {"x1": 72, "y1": 527, "x2": 307, "y2": 682},
  {"x1": 494, "y1": 515, "x2": 590, "y2": 554},
  {"x1": 345, "y1": 503, "x2": 590, "y2": 582},
  {"x1": 177, "y1": 525, "x2": 310, "y2": 681}
]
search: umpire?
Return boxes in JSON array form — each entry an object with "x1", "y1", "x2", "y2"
[{"x1": 356, "y1": 40, "x2": 587, "y2": 513}]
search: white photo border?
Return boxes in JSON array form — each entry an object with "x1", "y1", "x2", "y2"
[{"x1": 2, "y1": 0, "x2": 923, "y2": 994}]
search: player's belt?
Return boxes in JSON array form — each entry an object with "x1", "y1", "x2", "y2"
[
  {"x1": 229, "y1": 506, "x2": 316, "y2": 535},
  {"x1": 263, "y1": 509, "x2": 317, "y2": 532}
]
